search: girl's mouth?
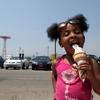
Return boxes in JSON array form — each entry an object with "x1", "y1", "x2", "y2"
[{"x1": 70, "y1": 42, "x2": 79, "y2": 47}]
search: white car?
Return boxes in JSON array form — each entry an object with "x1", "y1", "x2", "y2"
[{"x1": 4, "y1": 57, "x2": 29, "y2": 69}]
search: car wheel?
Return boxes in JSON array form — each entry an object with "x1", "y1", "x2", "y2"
[
  {"x1": 26, "y1": 65, "x2": 29, "y2": 69},
  {"x1": 32, "y1": 67, "x2": 34, "y2": 70},
  {"x1": 5, "y1": 67, "x2": 8, "y2": 69},
  {"x1": 14, "y1": 67, "x2": 17, "y2": 70},
  {"x1": 32, "y1": 64, "x2": 36, "y2": 70},
  {"x1": 22, "y1": 63, "x2": 25, "y2": 69},
  {"x1": 1, "y1": 66, "x2": 4, "y2": 69}
]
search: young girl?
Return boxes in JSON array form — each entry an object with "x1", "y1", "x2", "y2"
[{"x1": 47, "y1": 14, "x2": 100, "y2": 100}]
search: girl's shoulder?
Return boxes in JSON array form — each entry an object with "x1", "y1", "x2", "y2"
[{"x1": 56, "y1": 55, "x2": 66, "y2": 65}]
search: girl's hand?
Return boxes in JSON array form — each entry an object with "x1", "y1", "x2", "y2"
[
  {"x1": 78, "y1": 56, "x2": 94, "y2": 80},
  {"x1": 79, "y1": 55, "x2": 93, "y2": 69}
]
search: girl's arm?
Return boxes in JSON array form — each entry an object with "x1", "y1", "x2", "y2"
[
  {"x1": 89, "y1": 59, "x2": 100, "y2": 94},
  {"x1": 51, "y1": 64, "x2": 57, "y2": 93},
  {"x1": 51, "y1": 64, "x2": 57, "y2": 100},
  {"x1": 79, "y1": 57, "x2": 100, "y2": 94}
]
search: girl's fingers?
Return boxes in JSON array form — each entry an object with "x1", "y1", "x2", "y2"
[
  {"x1": 78, "y1": 56, "x2": 93, "y2": 71},
  {"x1": 78, "y1": 64, "x2": 91, "y2": 70}
]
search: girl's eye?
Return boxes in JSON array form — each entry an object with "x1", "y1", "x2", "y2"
[
  {"x1": 63, "y1": 29, "x2": 81, "y2": 37},
  {"x1": 74, "y1": 29, "x2": 81, "y2": 34},
  {"x1": 64, "y1": 30, "x2": 69, "y2": 36}
]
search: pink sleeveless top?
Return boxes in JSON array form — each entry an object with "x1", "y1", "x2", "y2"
[{"x1": 55, "y1": 56, "x2": 92, "y2": 100}]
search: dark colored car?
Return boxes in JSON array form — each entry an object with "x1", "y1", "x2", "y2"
[
  {"x1": 31, "y1": 56, "x2": 51, "y2": 70},
  {"x1": 0, "y1": 56, "x2": 5, "y2": 68},
  {"x1": 89, "y1": 54, "x2": 100, "y2": 64},
  {"x1": 97, "y1": 57, "x2": 100, "y2": 64}
]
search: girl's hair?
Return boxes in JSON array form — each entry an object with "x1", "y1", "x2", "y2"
[{"x1": 47, "y1": 14, "x2": 89, "y2": 41}]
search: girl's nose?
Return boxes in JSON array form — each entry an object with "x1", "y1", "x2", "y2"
[{"x1": 70, "y1": 31, "x2": 76, "y2": 38}]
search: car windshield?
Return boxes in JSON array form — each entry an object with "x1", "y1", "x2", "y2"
[
  {"x1": 10, "y1": 57, "x2": 20, "y2": 60},
  {"x1": 33, "y1": 56, "x2": 50, "y2": 61}
]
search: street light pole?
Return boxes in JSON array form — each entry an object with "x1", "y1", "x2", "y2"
[
  {"x1": 54, "y1": 39, "x2": 57, "y2": 59},
  {"x1": 47, "y1": 46, "x2": 49, "y2": 57}
]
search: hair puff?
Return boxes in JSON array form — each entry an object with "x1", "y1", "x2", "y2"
[{"x1": 47, "y1": 23, "x2": 59, "y2": 41}]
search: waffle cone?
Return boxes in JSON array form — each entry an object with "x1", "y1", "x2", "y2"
[
  {"x1": 73, "y1": 52, "x2": 87, "y2": 63},
  {"x1": 73, "y1": 52, "x2": 87, "y2": 82}
]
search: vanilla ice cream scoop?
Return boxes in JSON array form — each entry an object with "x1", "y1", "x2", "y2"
[
  {"x1": 72, "y1": 44, "x2": 84, "y2": 54},
  {"x1": 72, "y1": 44, "x2": 87, "y2": 82},
  {"x1": 72, "y1": 44, "x2": 87, "y2": 65}
]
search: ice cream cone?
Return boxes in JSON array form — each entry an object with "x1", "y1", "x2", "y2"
[
  {"x1": 73, "y1": 52, "x2": 87, "y2": 65},
  {"x1": 72, "y1": 44, "x2": 87, "y2": 82}
]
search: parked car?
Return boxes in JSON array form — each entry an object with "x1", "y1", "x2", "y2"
[
  {"x1": 97, "y1": 57, "x2": 100, "y2": 64},
  {"x1": 4, "y1": 57, "x2": 29, "y2": 69},
  {"x1": 31, "y1": 56, "x2": 51, "y2": 70},
  {"x1": 0, "y1": 56, "x2": 5, "y2": 68},
  {"x1": 89, "y1": 54, "x2": 100, "y2": 64}
]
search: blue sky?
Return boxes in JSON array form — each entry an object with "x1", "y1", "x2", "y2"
[{"x1": 0, "y1": 0, "x2": 100, "y2": 57}]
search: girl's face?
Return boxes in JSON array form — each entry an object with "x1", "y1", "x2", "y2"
[{"x1": 59, "y1": 23, "x2": 85, "y2": 54}]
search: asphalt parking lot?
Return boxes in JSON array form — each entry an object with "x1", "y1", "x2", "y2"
[
  {"x1": 0, "y1": 69, "x2": 99, "y2": 100},
  {"x1": 0, "y1": 69, "x2": 53, "y2": 100}
]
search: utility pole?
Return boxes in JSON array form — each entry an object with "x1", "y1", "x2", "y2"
[
  {"x1": 54, "y1": 39, "x2": 57, "y2": 59},
  {"x1": 47, "y1": 46, "x2": 49, "y2": 57}
]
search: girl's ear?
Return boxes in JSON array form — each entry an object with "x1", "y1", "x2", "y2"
[{"x1": 59, "y1": 40, "x2": 63, "y2": 48}]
